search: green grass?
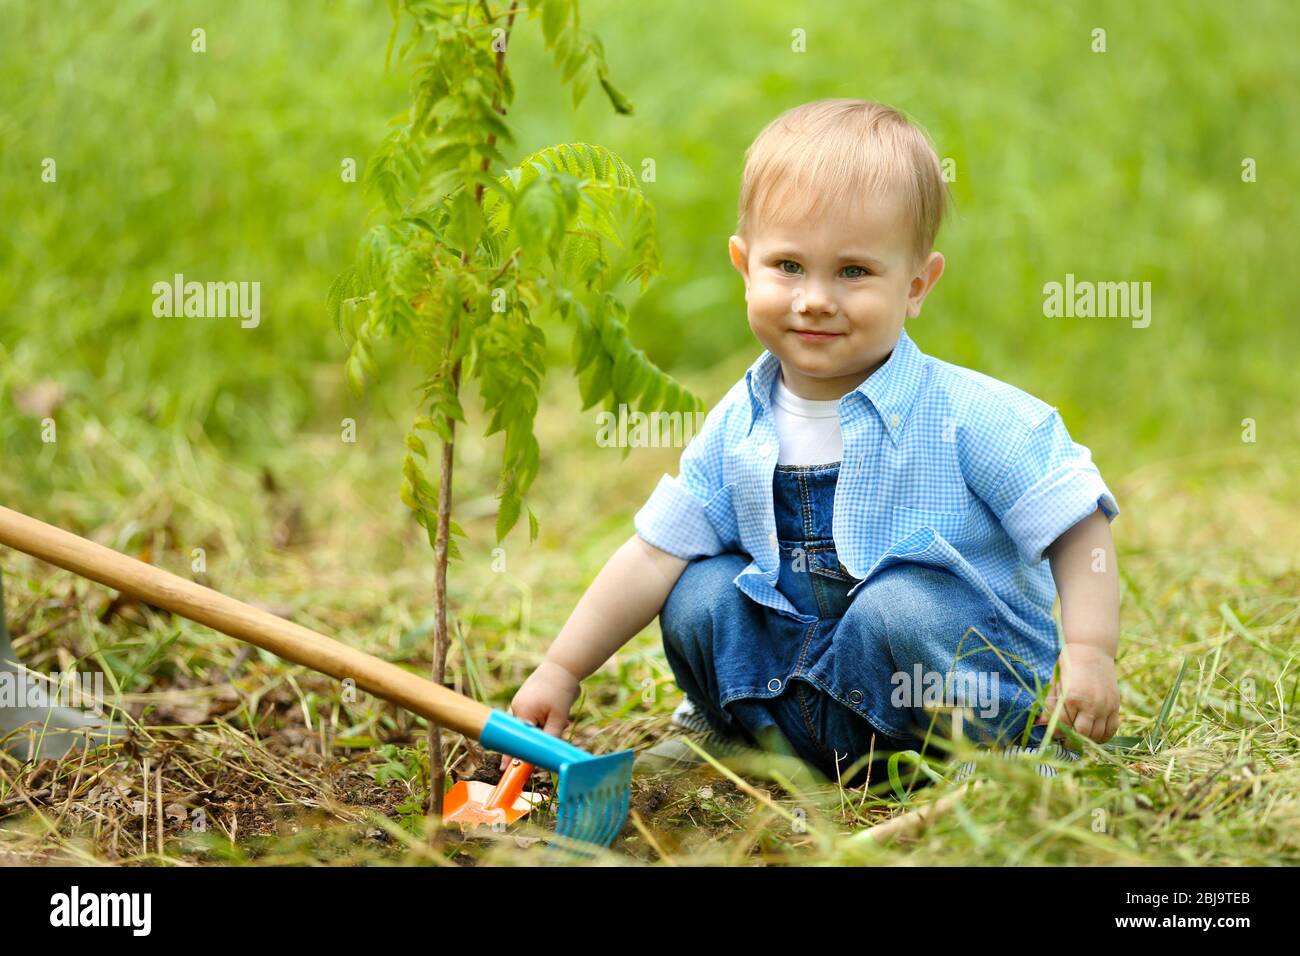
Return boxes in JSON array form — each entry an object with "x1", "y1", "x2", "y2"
[{"x1": 0, "y1": 0, "x2": 1297, "y2": 864}]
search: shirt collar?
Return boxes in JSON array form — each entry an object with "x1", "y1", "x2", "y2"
[{"x1": 744, "y1": 326, "x2": 929, "y2": 443}]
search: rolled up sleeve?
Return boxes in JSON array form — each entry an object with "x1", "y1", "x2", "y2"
[
  {"x1": 633, "y1": 399, "x2": 730, "y2": 561},
  {"x1": 987, "y1": 412, "x2": 1119, "y2": 565},
  {"x1": 634, "y1": 474, "x2": 724, "y2": 560}
]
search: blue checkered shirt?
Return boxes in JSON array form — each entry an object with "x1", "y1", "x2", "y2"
[{"x1": 634, "y1": 327, "x2": 1119, "y2": 662}]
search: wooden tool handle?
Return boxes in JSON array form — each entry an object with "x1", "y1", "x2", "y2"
[{"x1": 0, "y1": 504, "x2": 492, "y2": 740}]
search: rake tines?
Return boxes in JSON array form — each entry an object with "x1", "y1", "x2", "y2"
[
  {"x1": 480, "y1": 710, "x2": 634, "y2": 853},
  {"x1": 554, "y1": 750, "x2": 634, "y2": 851}
]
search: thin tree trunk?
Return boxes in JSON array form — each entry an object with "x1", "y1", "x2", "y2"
[{"x1": 427, "y1": 0, "x2": 519, "y2": 830}]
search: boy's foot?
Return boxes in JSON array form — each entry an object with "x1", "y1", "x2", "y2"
[
  {"x1": 666, "y1": 695, "x2": 718, "y2": 735},
  {"x1": 949, "y1": 741, "x2": 1081, "y2": 783},
  {"x1": 634, "y1": 698, "x2": 761, "y2": 773},
  {"x1": 633, "y1": 726, "x2": 762, "y2": 774},
  {"x1": 634, "y1": 698, "x2": 829, "y2": 787}
]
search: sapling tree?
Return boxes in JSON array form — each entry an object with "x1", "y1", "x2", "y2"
[{"x1": 328, "y1": 0, "x2": 700, "y2": 818}]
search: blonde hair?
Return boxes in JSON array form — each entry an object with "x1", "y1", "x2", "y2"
[{"x1": 736, "y1": 99, "x2": 949, "y2": 265}]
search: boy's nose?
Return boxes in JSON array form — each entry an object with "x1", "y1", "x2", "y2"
[{"x1": 791, "y1": 282, "x2": 836, "y2": 316}]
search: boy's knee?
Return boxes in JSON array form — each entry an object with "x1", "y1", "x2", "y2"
[
  {"x1": 845, "y1": 564, "x2": 959, "y2": 630},
  {"x1": 843, "y1": 563, "x2": 997, "y2": 666},
  {"x1": 661, "y1": 553, "x2": 747, "y2": 646}
]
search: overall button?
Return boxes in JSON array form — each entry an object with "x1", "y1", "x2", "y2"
[
  {"x1": 767, "y1": 678, "x2": 783, "y2": 692},
  {"x1": 848, "y1": 689, "x2": 864, "y2": 705}
]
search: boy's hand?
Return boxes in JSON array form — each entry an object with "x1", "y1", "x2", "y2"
[
  {"x1": 1035, "y1": 643, "x2": 1120, "y2": 745},
  {"x1": 497, "y1": 660, "x2": 581, "y2": 773}
]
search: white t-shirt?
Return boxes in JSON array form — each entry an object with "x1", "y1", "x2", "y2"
[{"x1": 771, "y1": 371, "x2": 844, "y2": 465}]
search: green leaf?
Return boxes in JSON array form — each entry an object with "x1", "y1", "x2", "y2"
[
  {"x1": 326, "y1": 267, "x2": 357, "y2": 335},
  {"x1": 553, "y1": 20, "x2": 577, "y2": 69},
  {"x1": 612, "y1": 346, "x2": 644, "y2": 400},
  {"x1": 400, "y1": 479, "x2": 420, "y2": 511},
  {"x1": 441, "y1": 391, "x2": 467, "y2": 423},
  {"x1": 598, "y1": 68, "x2": 634, "y2": 115},
  {"x1": 345, "y1": 355, "x2": 365, "y2": 399},
  {"x1": 578, "y1": 353, "x2": 612, "y2": 409},
  {"x1": 513, "y1": 176, "x2": 566, "y2": 253},
  {"x1": 496, "y1": 482, "x2": 522, "y2": 543},
  {"x1": 431, "y1": 414, "x2": 454, "y2": 443},
  {"x1": 405, "y1": 433, "x2": 429, "y2": 458},
  {"x1": 1145, "y1": 655, "x2": 1190, "y2": 753},
  {"x1": 560, "y1": 47, "x2": 585, "y2": 84},
  {"x1": 383, "y1": 0, "x2": 401, "y2": 69},
  {"x1": 570, "y1": 67, "x2": 591, "y2": 110},
  {"x1": 402, "y1": 453, "x2": 421, "y2": 484},
  {"x1": 541, "y1": 0, "x2": 569, "y2": 47},
  {"x1": 638, "y1": 371, "x2": 665, "y2": 410},
  {"x1": 572, "y1": 322, "x2": 600, "y2": 374},
  {"x1": 355, "y1": 338, "x2": 377, "y2": 377},
  {"x1": 413, "y1": 470, "x2": 439, "y2": 502},
  {"x1": 447, "y1": 188, "x2": 484, "y2": 254},
  {"x1": 426, "y1": 139, "x2": 470, "y2": 173},
  {"x1": 476, "y1": 105, "x2": 514, "y2": 146}
]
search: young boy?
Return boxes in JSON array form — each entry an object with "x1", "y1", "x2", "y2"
[{"x1": 503, "y1": 99, "x2": 1120, "y2": 783}]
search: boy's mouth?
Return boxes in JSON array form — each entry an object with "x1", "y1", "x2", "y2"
[{"x1": 791, "y1": 329, "x2": 843, "y2": 342}]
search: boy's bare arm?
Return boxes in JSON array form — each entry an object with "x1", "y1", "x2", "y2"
[
  {"x1": 1046, "y1": 508, "x2": 1119, "y2": 655},
  {"x1": 543, "y1": 533, "x2": 689, "y2": 682},
  {"x1": 1041, "y1": 507, "x2": 1122, "y2": 743},
  {"x1": 501, "y1": 533, "x2": 689, "y2": 760}
]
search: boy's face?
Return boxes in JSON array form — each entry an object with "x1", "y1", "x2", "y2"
[{"x1": 728, "y1": 191, "x2": 945, "y2": 400}]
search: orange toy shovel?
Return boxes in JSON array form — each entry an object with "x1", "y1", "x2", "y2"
[{"x1": 444, "y1": 757, "x2": 544, "y2": 830}]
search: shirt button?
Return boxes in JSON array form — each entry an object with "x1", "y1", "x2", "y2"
[
  {"x1": 768, "y1": 531, "x2": 778, "y2": 547},
  {"x1": 767, "y1": 678, "x2": 783, "y2": 692},
  {"x1": 890, "y1": 414, "x2": 900, "y2": 428},
  {"x1": 758, "y1": 442, "x2": 772, "y2": 458},
  {"x1": 848, "y1": 689, "x2": 864, "y2": 705}
]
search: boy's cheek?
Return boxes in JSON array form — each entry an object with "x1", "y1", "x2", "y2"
[{"x1": 747, "y1": 282, "x2": 796, "y2": 317}]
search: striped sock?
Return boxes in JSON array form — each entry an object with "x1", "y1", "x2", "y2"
[{"x1": 952, "y1": 741, "x2": 1081, "y2": 782}]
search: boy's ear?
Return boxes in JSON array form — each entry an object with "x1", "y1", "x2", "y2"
[
  {"x1": 906, "y1": 251, "x2": 945, "y2": 319},
  {"x1": 728, "y1": 235, "x2": 750, "y2": 290}
]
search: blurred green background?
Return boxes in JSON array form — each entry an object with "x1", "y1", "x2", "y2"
[{"x1": 1, "y1": 0, "x2": 1297, "y2": 515}]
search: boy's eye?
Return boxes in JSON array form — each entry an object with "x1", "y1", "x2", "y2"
[{"x1": 774, "y1": 260, "x2": 869, "y2": 278}]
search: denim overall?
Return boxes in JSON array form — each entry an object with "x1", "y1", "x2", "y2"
[
  {"x1": 660, "y1": 461, "x2": 1057, "y2": 786},
  {"x1": 662, "y1": 462, "x2": 900, "y2": 783}
]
